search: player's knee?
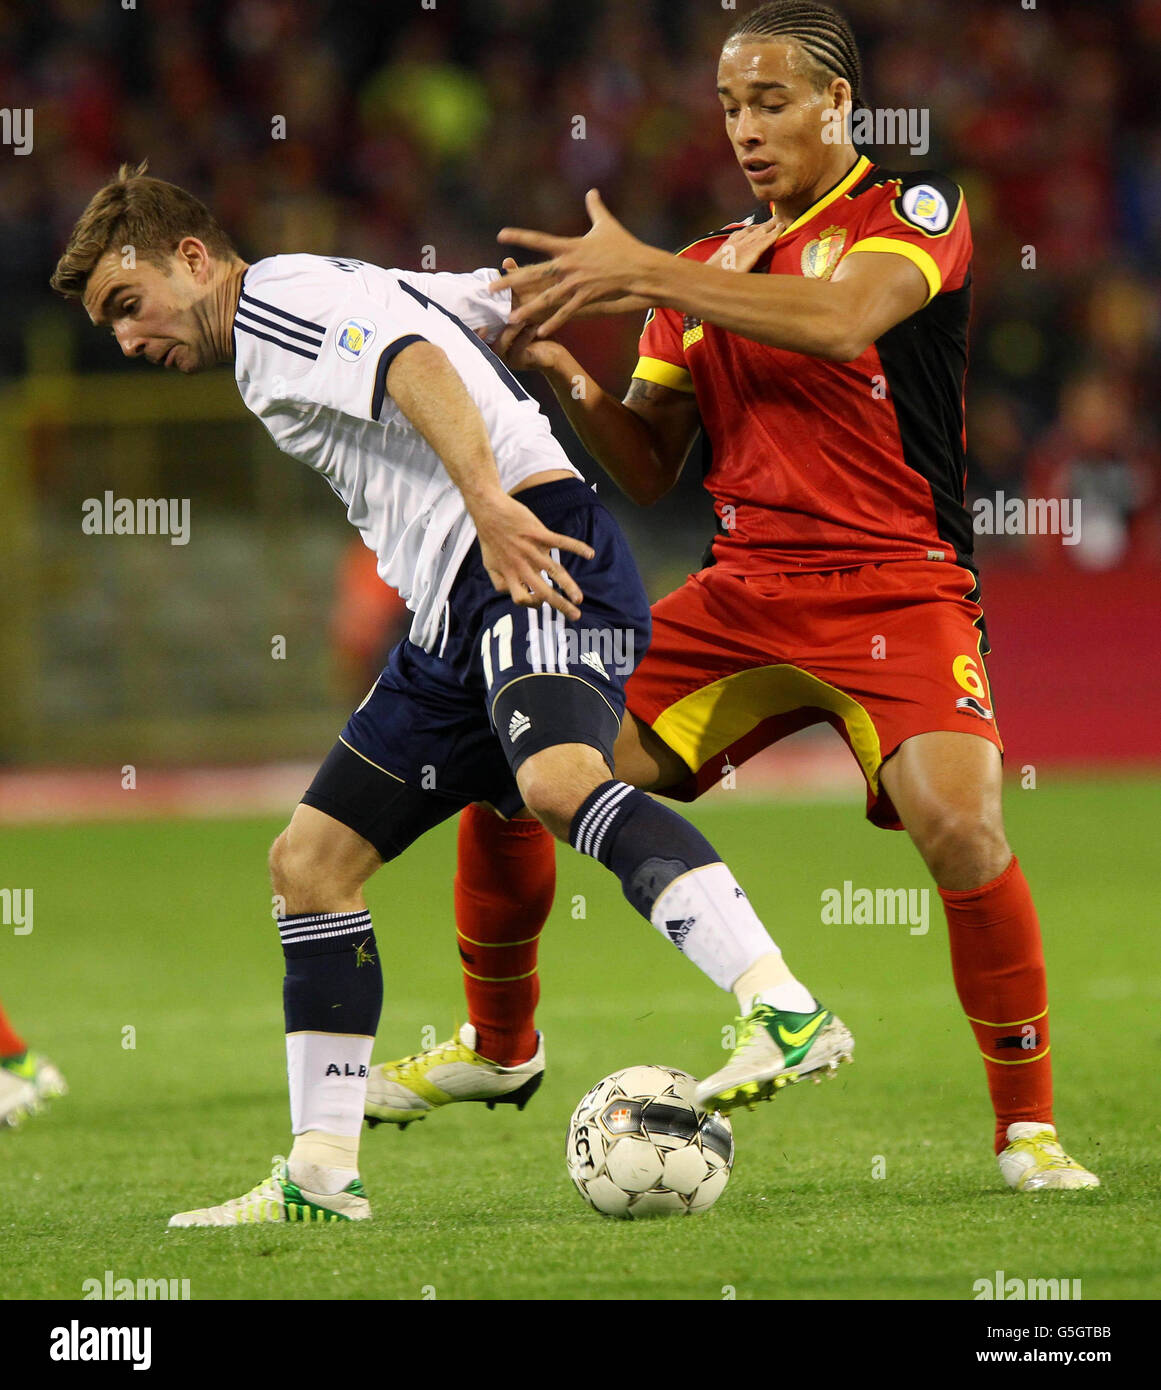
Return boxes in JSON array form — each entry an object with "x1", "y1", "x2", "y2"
[
  {"x1": 269, "y1": 817, "x2": 372, "y2": 907},
  {"x1": 517, "y1": 771, "x2": 580, "y2": 840},
  {"x1": 268, "y1": 830, "x2": 289, "y2": 887},
  {"x1": 914, "y1": 804, "x2": 1010, "y2": 888},
  {"x1": 517, "y1": 745, "x2": 609, "y2": 841},
  {"x1": 269, "y1": 822, "x2": 305, "y2": 900}
]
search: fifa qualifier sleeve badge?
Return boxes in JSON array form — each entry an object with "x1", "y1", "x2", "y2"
[
  {"x1": 893, "y1": 176, "x2": 961, "y2": 236},
  {"x1": 335, "y1": 318, "x2": 377, "y2": 361}
]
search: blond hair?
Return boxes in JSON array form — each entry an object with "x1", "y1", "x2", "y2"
[{"x1": 51, "y1": 160, "x2": 238, "y2": 300}]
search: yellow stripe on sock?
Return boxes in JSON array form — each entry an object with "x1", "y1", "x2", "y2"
[
  {"x1": 966, "y1": 1007, "x2": 1048, "y2": 1028},
  {"x1": 460, "y1": 966, "x2": 539, "y2": 983},
  {"x1": 456, "y1": 932, "x2": 542, "y2": 948}
]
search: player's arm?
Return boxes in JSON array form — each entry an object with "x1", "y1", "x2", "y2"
[
  {"x1": 633, "y1": 247, "x2": 928, "y2": 362},
  {"x1": 384, "y1": 339, "x2": 593, "y2": 619},
  {"x1": 492, "y1": 257, "x2": 701, "y2": 506},
  {"x1": 513, "y1": 337, "x2": 699, "y2": 506},
  {"x1": 559, "y1": 357, "x2": 702, "y2": 508},
  {"x1": 496, "y1": 190, "x2": 928, "y2": 359}
]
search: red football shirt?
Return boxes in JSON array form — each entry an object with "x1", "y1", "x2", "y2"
[{"x1": 635, "y1": 154, "x2": 974, "y2": 573}]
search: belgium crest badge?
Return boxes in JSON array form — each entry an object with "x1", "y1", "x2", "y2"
[{"x1": 800, "y1": 225, "x2": 847, "y2": 280}]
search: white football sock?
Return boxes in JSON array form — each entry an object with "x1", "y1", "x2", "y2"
[
  {"x1": 650, "y1": 863, "x2": 782, "y2": 993},
  {"x1": 286, "y1": 1031, "x2": 372, "y2": 1141}
]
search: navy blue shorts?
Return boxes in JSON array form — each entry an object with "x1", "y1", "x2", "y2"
[{"x1": 303, "y1": 479, "x2": 652, "y2": 850}]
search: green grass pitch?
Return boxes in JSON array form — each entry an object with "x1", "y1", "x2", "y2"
[{"x1": 1, "y1": 775, "x2": 1158, "y2": 1301}]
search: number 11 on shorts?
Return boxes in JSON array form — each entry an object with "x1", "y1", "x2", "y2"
[{"x1": 480, "y1": 612, "x2": 515, "y2": 687}]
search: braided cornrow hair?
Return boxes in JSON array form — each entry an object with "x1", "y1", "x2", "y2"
[{"x1": 726, "y1": 2, "x2": 862, "y2": 107}]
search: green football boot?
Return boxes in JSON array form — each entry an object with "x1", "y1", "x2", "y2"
[
  {"x1": 168, "y1": 1160, "x2": 370, "y2": 1226},
  {"x1": 695, "y1": 1001, "x2": 854, "y2": 1114}
]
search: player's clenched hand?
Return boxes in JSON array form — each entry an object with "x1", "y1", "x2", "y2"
[
  {"x1": 471, "y1": 490, "x2": 594, "y2": 621},
  {"x1": 494, "y1": 318, "x2": 558, "y2": 373},
  {"x1": 490, "y1": 190, "x2": 665, "y2": 338},
  {"x1": 708, "y1": 216, "x2": 787, "y2": 273},
  {"x1": 493, "y1": 258, "x2": 562, "y2": 372}
]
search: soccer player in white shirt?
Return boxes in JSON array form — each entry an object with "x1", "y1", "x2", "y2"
[{"x1": 52, "y1": 164, "x2": 851, "y2": 1225}]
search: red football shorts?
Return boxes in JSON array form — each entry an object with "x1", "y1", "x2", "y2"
[{"x1": 626, "y1": 559, "x2": 1003, "y2": 830}]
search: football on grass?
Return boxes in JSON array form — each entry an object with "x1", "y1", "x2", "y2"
[{"x1": 565, "y1": 1065, "x2": 734, "y2": 1218}]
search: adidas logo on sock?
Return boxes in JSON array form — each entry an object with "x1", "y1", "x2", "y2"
[
  {"x1": 664, "y1": 916, "x2": 695, "y2": 948},
  {"x1": 508, "y1": 709, "x2": 531, "y2": 741}
]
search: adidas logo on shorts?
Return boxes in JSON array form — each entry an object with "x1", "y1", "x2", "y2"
[
  {"x1": 508, "y1": 709, "x2": 531, "y2": 742},
  {"x1": 580, "y1": 650, "x2": 608, "y2": 679}
]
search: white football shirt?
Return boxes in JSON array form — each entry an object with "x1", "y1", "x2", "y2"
[{"x1": 233, "y1": 254, "x2": 581, "y2": 651}]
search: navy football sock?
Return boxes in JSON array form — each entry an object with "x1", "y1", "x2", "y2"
[
  {"x1": 279, "y1": 908, "x2": 382, "y2": 1035},
  {"x1": 570, "y1": 781, "x2": 717, "y2": 913}
]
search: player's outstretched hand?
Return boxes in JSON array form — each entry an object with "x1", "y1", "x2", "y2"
[
  {"x1": 472, "y1": 491, "x2": 594, "y2": 621},
  {"x1": 494, "y1": 257, "x2": 646, "y2": 364},
  {"x1": 490, "y1": 190, "x2": 663, "y2": 338}
]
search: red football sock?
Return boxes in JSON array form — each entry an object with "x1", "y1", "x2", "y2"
[
  {"x1": 0, "y1": 998, "x2": 27, "y2": 1059},
  {"x1": 455, "y1": 805, "x2": 555, "y2": 1067},
  {"x1": 940, "y1": 856, "x2": 1053, "y2": 1154}
]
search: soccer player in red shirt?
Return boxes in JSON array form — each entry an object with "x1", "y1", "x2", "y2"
[{"x1": 366, "y1": 1, "x2": 1097, "y2": 1192}]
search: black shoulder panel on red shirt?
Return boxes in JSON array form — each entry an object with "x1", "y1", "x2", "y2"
[{"x1": 849, "y1": 165, "x2": 964, "y2": 236}]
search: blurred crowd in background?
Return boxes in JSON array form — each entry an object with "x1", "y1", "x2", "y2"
[{"x1": 3, "y1": 0, "x2": 1159, "y2": 578}]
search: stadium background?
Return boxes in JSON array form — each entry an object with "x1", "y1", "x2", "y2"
[{"x1": 1, "y1": 0, "x2": 1159, "y2": 799}]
